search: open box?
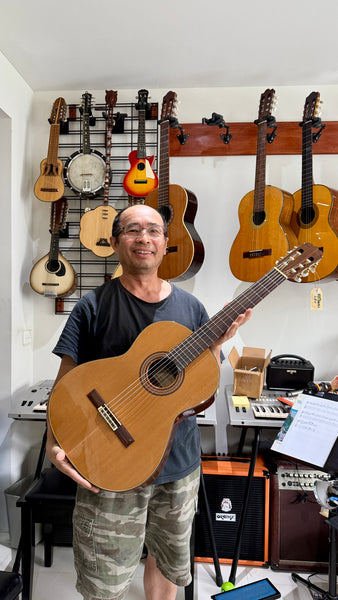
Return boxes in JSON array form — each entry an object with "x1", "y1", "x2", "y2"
[{"x1": 228, "y1": 346, "x2": 272, "y2": 398}]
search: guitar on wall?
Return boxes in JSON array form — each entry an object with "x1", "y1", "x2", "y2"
[
  {"x1": 290, "y1": 91, "x2": 338, "y2": 282},
  {"x1": 123, "y1": 89, "x2": 159, "y2": 198},
  {"x1": 34, "y1": 97, "x2": 67, "y2": 202},
  {"x1": 64, "y1": 92, "x2": 106, "y2": 196},
  {"x1": 145, "y1": 91, "x2": 205, "y2": 281},
  {"x1": 79, "y1": 90, "x2": 118, "y2": 257},
  {"x1": 30, "y1": 198, "x2": 78, "y2": 297},
  {"x1": 48, "y1": 242, "x2": 322, "y2": 491},
  {"x1": 229, "y1": 89, "x2": 298, "y2": 282}
]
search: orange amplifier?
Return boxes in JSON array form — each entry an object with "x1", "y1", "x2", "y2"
[{"x1": 194, "y1": 455, "x2": 270, "y2": 566}]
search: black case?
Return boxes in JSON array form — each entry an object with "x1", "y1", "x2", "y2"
[{"x1": 266, "y1": 354, "x2": 314, "y2": 390}]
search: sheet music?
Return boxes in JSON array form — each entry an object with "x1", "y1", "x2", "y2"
[{"x1": 271, "y1": 392, "x2": 338, "y2": 467}]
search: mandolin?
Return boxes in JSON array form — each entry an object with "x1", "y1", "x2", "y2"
[
  {"x1": 123, "y1": 89, "x2": 159, "y2": 198},
  {"x1": 48, "y1": 242, "x2": 322, "y2": 491},
  {"x1": 290, "y1": 91, "x2": 338, "y2": 282},
  {"x1": 30, "y1": 198, "x2": 78, "y2": 297},
  {"x1": 145, "y1": 91, "x2": 205, "y2": 281},
  {"x1": 79, "y1": 90, "x2": 118, "y2": 256},
  {"x1": 64, "y1": 92, "x2": 106, "y2": 196},
  {"x1": 229, "y1": 89, "x2": 298, "y2": 282},
  {"x1": 34, "y1": 97, "x2": 67, "y2": 202}
]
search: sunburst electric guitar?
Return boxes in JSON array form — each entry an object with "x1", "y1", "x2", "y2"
[
  {"x1": 48, "y1": 242, "x2": 322, "y2": 491},
  {"x1": 290, "y1": 91, "x2": 338, "y2": 282},
  {"x1": 229, "y1": 89, "x2": 298, "y2": 282},
  {"x1": 34, "y1": 97, "x2": 67, "y2": 202},
  {"x1": 30, "y1": 198, "x2": 78, "y2": 297},
  {"x1": 145, "y1": 91, "x2": 205, "y2": 281},
  {"x1": 79, "y1": 90, "x2": 118, "y2": 256},
  {"x1": 123, "y1": 89, "x2": 158, "y2": 198}
]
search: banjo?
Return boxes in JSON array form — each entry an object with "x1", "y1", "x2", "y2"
[{"x1": 64, "y1": 92, "x2": 106, "y2": 196}]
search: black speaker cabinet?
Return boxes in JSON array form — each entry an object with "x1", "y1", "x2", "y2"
[
  {"x1": 194, "y1": 456, "x2": 270, "y2": 566},
  {"x1": 270, "y1": 459, "x2": 332, "y2": 572}
]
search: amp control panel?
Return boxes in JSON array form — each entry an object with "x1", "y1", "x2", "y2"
[{"x1": 277, "y1": 468, "x2": 329, "y2": 491}]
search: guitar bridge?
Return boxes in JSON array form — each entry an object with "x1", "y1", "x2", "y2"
[
  {"x1": 87, "y1": 389, "x2": 134, "y2": 448},
  {"x1": 243, "y1": 249, "x2": 272, "y2": 259}
]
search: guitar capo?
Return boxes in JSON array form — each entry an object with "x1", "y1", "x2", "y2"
[
  {"x1": 254, "y1": 114, "x2": 277, "y2": 144},
  {"x1": 202, "y1": 112, "x2": 232, "y2": 144}
]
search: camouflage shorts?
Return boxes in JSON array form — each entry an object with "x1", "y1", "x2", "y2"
[{"x1": 72, "y1": 466, "x2": 200, "y2": 600}]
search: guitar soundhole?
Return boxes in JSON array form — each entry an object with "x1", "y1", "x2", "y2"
[
  {"x1": 46, "y1": 260, "x2": 65, "y2": 276},
  {"x1": 252, "y1": 211, "x2": 265, "y2": 226},
  {"x1": 140, "y1": 352, "x2": 184, "y2": 396},
  {"x1": 300, "y1": 206, "x2": 316, "y2": 225},
  {"x1": 137, "y1": 163, "x2": 145, "y2": 171},
  {"x1": 158, "y1": 205, "x2": 172, "y2": 225}
]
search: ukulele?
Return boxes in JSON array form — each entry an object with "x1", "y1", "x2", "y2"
[
  {"x1": 48, "y1": 242, "x2": 322, "y2": 491},
  {"x1": 79, "y1": 90, "x2": 118, "y2": 256},
  {"x1": 64, "y1": 92, "x2": 106, "y2": 196},
  {"x1": 34, "y1": 97, "x2": 67, "y2": 202},
  {"x1": 30, "y1": 198, "x2": 78, "y2": 297},
  {"x1": 290, "y1": 92, "x2": 338, "y2": 282},
  {"x1": 145, "y1": 91, "x2": 205, "y2": 281},
  {"x1": 229, "y1": 89, "x2": 298, "y2": 282},
  {"x1": 123, "y1": 89, "x2": 159, "y2": 198}
]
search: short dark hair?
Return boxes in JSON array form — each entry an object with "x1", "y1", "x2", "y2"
[{"x1": 112, "y1": 206, "x2": 168, "y2": 240}]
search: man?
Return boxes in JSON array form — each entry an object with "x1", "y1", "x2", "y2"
[{"x1": 46, "y1": 204, "x2": 251, "y2": 600}]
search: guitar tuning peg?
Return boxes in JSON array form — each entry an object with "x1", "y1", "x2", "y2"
[
  {"x1": 301, "y1": 268, "x2": 310, "y2": 277},
  {"x1": 294, "y1": 274, "x2": 303, "y2": 282}
]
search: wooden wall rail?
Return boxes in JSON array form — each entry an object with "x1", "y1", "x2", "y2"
[{"x1": 169, "y1": 121, "x2": 338, "y2": 156}]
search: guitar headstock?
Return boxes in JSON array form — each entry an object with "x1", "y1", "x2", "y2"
[
  {"x1": 275, "y1": 243, "x2": 323, "y2": 282},
  {"x1": 81, "y1": 92, "x2": 93, "y2": 116},
  {"x1": 105, "y1": 90, "x2": 118, "y2": 128},
  {"x1": 302, "y1": 91, "x2": 321, "y2": 123},
  {"x1": 50, "y1": 198, "x2": 68, "y2": 234},
  {"x1": 161, "y1": 91, "x2": 178, "y2": 121},
  {"x1": 135, "y1": 89, "x2": 149, "y2": 111},
  {"x1": 257, "y1": 88, "x2": 277, "y2": 123},
  {"x1": 49, "y1": 97, "x2": 67, "y2": 125}
]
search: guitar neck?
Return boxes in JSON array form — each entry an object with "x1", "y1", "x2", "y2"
[
  {"x1": 82, "y1": 113, "x2": 91, "y2": 154},
  {"x1": 137, "y1": 110, "x2": 146, "y2": 159},
  {"x1": 253, "y1": 121, "x2": 268, "y2": 212},
  {"x1": 301, "y1": 121, "x2": 314, "y2": 211},
  {"x1": 103, "y1": 125, "x2": 113, "y2": 204},
  {"x1": 49, "y1": 232, "x2": 60, "y2": 262},
  {"x1": 158, "y1": 120, "x2": 170, "y2": 206},
  {"x1": 47, "y1": 123, "x2": 61, "y2": 166}
]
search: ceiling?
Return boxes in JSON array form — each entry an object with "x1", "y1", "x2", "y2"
[{"x1": 1, "y1": 0, "x2": 338, "y2": 92}]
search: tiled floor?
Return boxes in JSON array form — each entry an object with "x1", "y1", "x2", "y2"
[{"x1": 0, "y1": 533, "x2": 335, "y2": 600}]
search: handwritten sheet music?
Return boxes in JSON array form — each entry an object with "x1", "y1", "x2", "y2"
[{"x1": 271, "y1": 393, "x2": 338, "y2": 467}]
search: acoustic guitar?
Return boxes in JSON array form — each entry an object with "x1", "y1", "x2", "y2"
[
  {"x1": 34, "y1": 97, "x2": 67, "y2": 202},
  {"x1": 229, "y1": 89, "x2": 298, "y2": 282},
  {"x1": 30, "y1": 198, "x2": 78, "y2": 297},
  {"x1": 79, "y1": 90, "x2": 118, "y2": 256},
  {"x1": 123, "y1": 89, "x2": 159, "y2": 198},
  {"x1": 64, "y1": 92, "x2": 106, "y2": 196},
  {"x1": 48, "y1": 242, "x2": 322, "y2": 491},
  {"x1": 290, "y1": 91, "x2": 338, "y2": 282},
  {"x1": 145, "y1": 91, "x2": 205, "y2": 281}
]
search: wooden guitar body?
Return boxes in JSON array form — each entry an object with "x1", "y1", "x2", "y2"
[
  {"x1": 123, "y1": 151, "x2": 158, "y2": 197},
  {"x1": 145, "y1": 184, "x2": 205, "y2": 280},
  {"x1": 34, "y1": 158, "x2": 65, "y2": 202},
  {"x1": 79, "y1": 205, "x2": 118, "y2": 257},
  {"x1": 229, "y1": 185, "x2": 298, "y2": 282},
  {"x1": 290, "y1": 184, "x2": 338, "y2": 281},
  {"x1": 30, "y1": 251, "x2": 77, "y2": 297},
  {"x1": 48, "y1": 320, "x2": 219, "y2": 491}
]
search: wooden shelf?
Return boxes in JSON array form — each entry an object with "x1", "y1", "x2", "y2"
[{"x1": 169, "y1": 121, "x2": 338, "y2": 156}]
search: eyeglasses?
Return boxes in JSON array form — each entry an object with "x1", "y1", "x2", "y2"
[{"x1": 119, "y1": 224, "x2": 165, "y2": 238}]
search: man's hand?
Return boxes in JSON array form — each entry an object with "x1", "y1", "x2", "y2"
[{"x1": 210, "y1": 308, "x2": 252, "y2": 367}]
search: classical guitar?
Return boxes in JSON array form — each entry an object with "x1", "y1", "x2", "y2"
[
  {"x1": 145, "y1": 91, "x2": 205, "y2": 281},
  {"x1": 79, "y1": 90, "x2": 118, "y2": 256},
  {"x1": 48, "y1": 242, "x2": 322, "y2": 491},
  {"x1": 123, "y1": 89, "x2": 159, "y2": 198},
  {"x1": 229, "y1": 89, "x2": 298, "y2": 282},
  {"x1": 290, "y1": 92, "x2": 338, "y2": 282},
  {"x1": 30, "y1": 198, "x2": 77, "y2": 297},
  {"x1": 34, "y1": 97, "x2": 67, "y2": 202},
  {"x1": 64, "y1": 92, "x2": 106, "y2": 196}
]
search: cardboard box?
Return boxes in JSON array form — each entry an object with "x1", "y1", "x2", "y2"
[{"x1": 228, "y1": 346, "x2": 272, "y2": 398}]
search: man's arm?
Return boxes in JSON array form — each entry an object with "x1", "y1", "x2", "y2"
[
  {"x1": 46, "y1": 354, "x2": 100, "y2": 492},
  {"x1": 210, "y1": 308, "x2": 252, "y2": 367}
]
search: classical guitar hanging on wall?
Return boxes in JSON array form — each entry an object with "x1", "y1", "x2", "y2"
[
  {"x1": 30, "y1": 198, "x2": 78, "y2": 297},
  {"x1": 123, "y1": 89, "x2": 158, "y2": 198},
  {"x1": 34, "y1": 97, "x2": 67, "y2": 202},
  {"x1": 64, "y1": 92, "x2": 106, "y2": 196},
  {"x1": 229, "y1": 88, "x2": 298, "y2": 282},
  {"x1": 145, "y1": 91, "x2": 204, "y2": 281},
  {"x1": 79, "y1": 90, "x2": 118, "y2": 256},
  {"x1": 290, "y1": 91, "x2": 338, "y2": 282}
]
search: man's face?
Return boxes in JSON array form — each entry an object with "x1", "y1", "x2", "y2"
[{"x1": 110, "y1": 205, "x2": 168, "y2": 274}]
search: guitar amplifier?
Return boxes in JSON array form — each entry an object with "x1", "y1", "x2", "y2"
[{"x1": 266, "y1": 354, "x2": 314, "y2": 390}]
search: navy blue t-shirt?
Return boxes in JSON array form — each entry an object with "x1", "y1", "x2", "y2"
[{"x1": 53, "y1": 279, "x2": 211, "y2": 485}]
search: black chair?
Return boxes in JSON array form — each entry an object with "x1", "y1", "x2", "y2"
[{"x1": 0, "y1": 571, "x2": 23, "y2": 600}]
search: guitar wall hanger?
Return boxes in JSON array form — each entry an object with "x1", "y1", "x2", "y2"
[
  {"x1": 202, "y1": 112, "x2": 232, "y2": 144},
  {"x1": 176, "y1": 124, "x2": 189, "y2": 145},
  {"x1": 254, "y1": 114, "x2": 277, "y2": 144}
]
